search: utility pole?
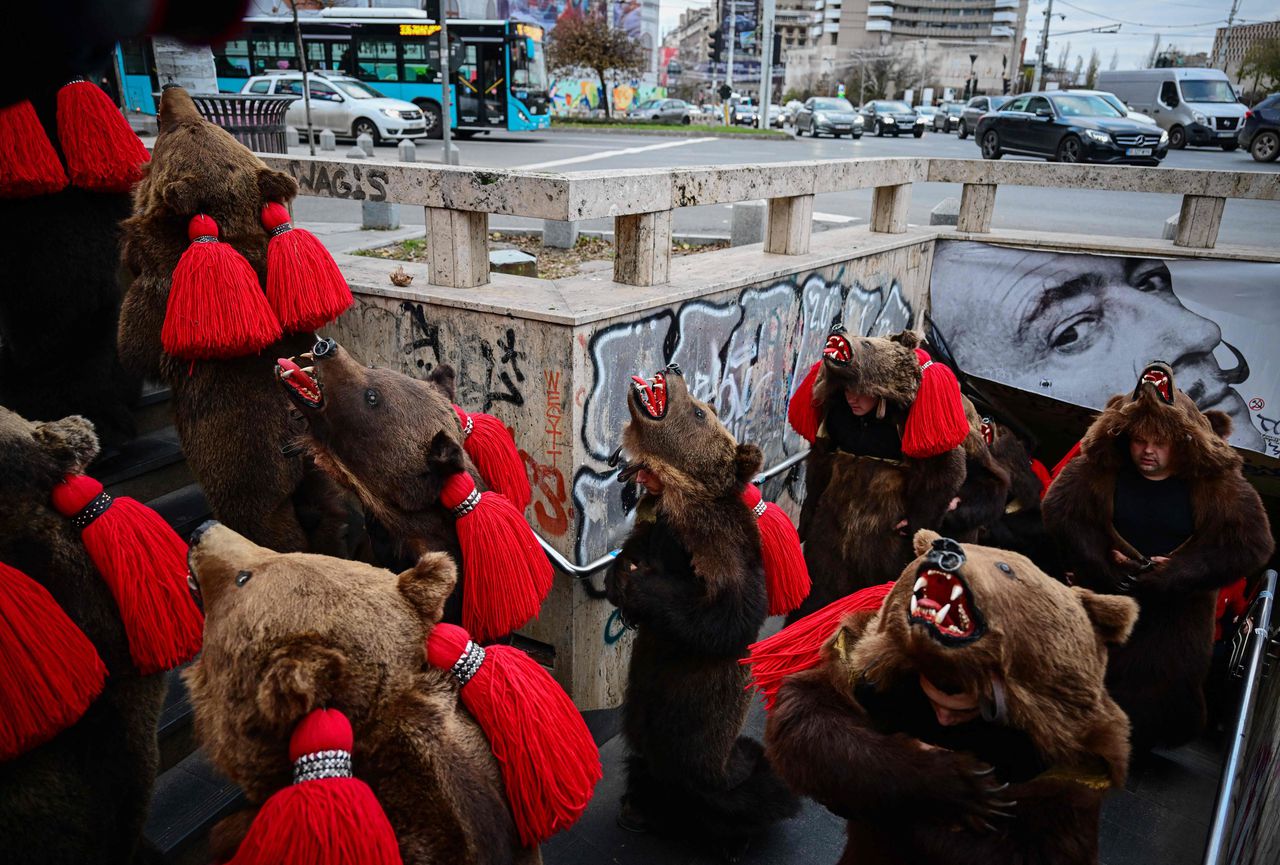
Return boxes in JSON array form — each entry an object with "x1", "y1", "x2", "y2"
[
  {"x1": 438, "y1": 15, "x2": 457, "y2": 165},
  {"x1": 1218, "y1": 0, "x2": 1242, "y2": 75},
  {"x1": 288, "y1": 0, "x2": 316, "y2": 156},
  {"x1": 726, "y1": 0, "x2": 736, "y2": 89},
  {"x1": 1031, "y1": 0, "x2": 1054, "y2": 92},
  {"x1": 758, "y1": 0, "x2": 775, "y2": 127}
]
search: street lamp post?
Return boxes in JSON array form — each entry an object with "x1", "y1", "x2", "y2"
[{"x1": 1031, "y1": 0, "x2": 1055, "y2": 92}]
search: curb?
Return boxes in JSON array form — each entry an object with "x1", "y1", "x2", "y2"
[{"x1": 546, "y1": 124, "x2": 793, "y2": 141}]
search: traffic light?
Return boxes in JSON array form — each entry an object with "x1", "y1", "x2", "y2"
[{"x1": 709, "y1": 29, "x2": 724, "y2": 65}]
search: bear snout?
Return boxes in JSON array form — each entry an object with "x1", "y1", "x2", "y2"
[{"x1": 189, "y1": 519, "x2": 220, "y2": 548}]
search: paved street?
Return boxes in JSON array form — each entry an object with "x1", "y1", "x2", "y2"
[{"x1": 288, "y1": 126, "x2": 1280, "y2": 247}]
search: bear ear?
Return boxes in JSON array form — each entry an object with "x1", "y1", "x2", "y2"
[
  {"x1": 912, "y1": 528, "x2": 942, "y2": 557},
  {"x1": 257, "y1": 167, "x2": 298, "y2": 204},
  {"x1": 424, "y1": 429, "x2": 467, "y2": 478},
  {"x1": 1073, "y1": 587, "x2": 1139, "y2": 646},
  {"x1": 734, "y1": 443, "x2": 764, "y2": 485},
  {"x1": 398, "y1": 551, "x2": 457, "y2": 625},
  {"x1": 255, "y1": 638, "x2": 346, "y2": 727},
  {"x1": 33, "y1": 416, "x2": 100, "y2": 473},
  {"x1": 159, "y1": 174, "x2": 200, "y2": 215},
  {"x1": 1204, "y1": 409, "x2": 1233, "y2": 440},
  {"x1": 425, "y1": 364, "x2": 457, "y2": 402},
  {"x1": 889, "y1": 330, "x2": 921, "y2": 349}
]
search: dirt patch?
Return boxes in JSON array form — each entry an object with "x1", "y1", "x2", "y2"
[{"x1": 357, "y1": 233, "x2": 729, "y2": 279}]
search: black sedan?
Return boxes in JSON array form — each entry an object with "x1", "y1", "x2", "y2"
[
  {"x1": 794, "y1": 97, "x2": 864, "y2": 138},
  {"x1": 975, "y1": 92, "x2": 1169, "y2": 165},
  {"x1": 860, "y1": 100, "x2": 925, "y2": 137},
  {"x1": 1239, "y1": 92, "x2": 1279, "y2": 162}
]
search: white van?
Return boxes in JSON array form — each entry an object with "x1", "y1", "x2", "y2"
[{"x1": 1096, "y1": 68, "x2": 1246, "y2": 151}]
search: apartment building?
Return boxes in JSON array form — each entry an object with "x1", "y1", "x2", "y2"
[{"x1": 1212, "y1": 20, "x2": 1280, "y2": 86}]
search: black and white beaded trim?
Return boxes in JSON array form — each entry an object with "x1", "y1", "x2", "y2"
[
  {"x1": 751, "y1": 500, "x2": 767, "y2": 519},
  {"x1": 71, "y1": 492, "x2": 113, "y2": 530},
  {"x1": 461, "y1": 415, "x2": 474, "y2": 437},
  {"x1": 451, "y1": 487, "x2": 481, "y2": 517},
  {"x1": 920, "y1": 360, "x2": 935, "y2": 373},
  {"x1": 292, "y1": 748, "x2": 353, "y2": 784},
  {"x1": 449, "y1": 640, "x2": 485, "y2": 686},
  {"x1": 269, "y1": 222, "x2": 293, "y2": 238},
  {"x1": 192, "y1": 235, "x2": 218, "y2": 244}
]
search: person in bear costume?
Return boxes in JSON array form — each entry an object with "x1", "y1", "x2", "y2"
[
  {"x1": 116, "y1": 86, "x2": 352, "y2": 554},
  {"x1": 789, "y1": 325, "x2": 968, "y2": 618},
  {"x1": 940, "y1": 396, "x2": 1012, "y2": 542},
  {"x1": 185, "y1": 520, "x2": 597, "y2": 865},
  {"x1": 0, "y1": 406, "x2": 199, "y2": 864},
  {"x1": 604, "y1": 364, "x2": 799, "y2": 854},
  {"x1": 761, "y1": 531, "x2": 1139, "y2": 865},
  {"x1": 1042, "y1": 361, "x2": 1274, "y2": 750}
]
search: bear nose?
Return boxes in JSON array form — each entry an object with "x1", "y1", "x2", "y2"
[
  {"x1": 189, "y1": 519, "x2": 220, "y2": 547},
  {"x1": 312, "y1": 337, "x2": 338, "y2": 358}
]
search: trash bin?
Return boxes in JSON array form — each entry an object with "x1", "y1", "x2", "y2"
[{"x1": 187, "y1": 93, "x2": 299, "y2": 154}]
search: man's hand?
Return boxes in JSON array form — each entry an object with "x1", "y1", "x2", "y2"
[
  {"x1": 894, "y1": 518, "x2": 909, "y2": 536},
  {"x1": 947, "y1": 497, "x2": 960, "y2": 512},
  {"x1": 1112, "y1": 549, "x2": 1144, "y2": 571}
]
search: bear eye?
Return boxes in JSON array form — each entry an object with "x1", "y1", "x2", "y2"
[
  {"x1": 365, "y1": 388, "x2": 379, "y2": 406},
  {"x1": 996, "y1": 562, "x2": 1014, "y2": 577},
  {"x1": 694, "y1": 408, "x2": 705, "y2": 419},
  {"x1": 235, "y1": 570, "x2": 253, "y2": 587}
]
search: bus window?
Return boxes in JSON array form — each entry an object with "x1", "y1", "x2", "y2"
[
  {"x1": 306, "y1": 42, "x2": 327, "y2": 70},
  {"x1": 510, "y1": 36, "x2": 547, "y2": 92},
  {"x1": 402, "y1": 41, "x2": 440, "y2": 84},
  {"x1": 252, "y1": 37, "x2": 298, "y2": 73},
  {"x1": 355, "y1": 38, "x2": 398, "y2": 82},
  {"x1": 330, "y1": 42, "x2": 352, "y2": 75},
  {"x1": 215, "y1": 40, "x2": 250, "y2": 78}
]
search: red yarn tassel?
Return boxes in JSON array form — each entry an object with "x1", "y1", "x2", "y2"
[
  {"x1": 51, "y1": 474, "x2": 203, "y2": 675},
  {"x1": 1050, "y1": 440, "x2": 1083, "y2": 481},
  {"x1": 0, "y1": 561, "x2": 108, "y2": 761},
  {"x1": 440, "y1": 472, "x2": 552, "y2": 643},
  {"x1": 162, "y1": 214, "x2": 283, "y2": 360},
  {"x1": 901, "y1": 349, "x2": 970, "y2": 459},
  {"x1": 454, "y1": 405, "x2": 532, "y2": 513},
  {"x1": 427, "y1": 623, "x2": 600, "y2": 846},
  {"x1": 742, "y1": 582, "x2": 893, "y2": 710},
  {"x1": 1029, "y1": 457, "x2": 1052, "y2": 499},
  {"x1": 261, "y1": 202, "x2": 352, "y2": 332},
  {"x1": 229, "y1": 709, "x2": 403, "y2": 865},
  {"x1": 56, "y1": 79, "x2": 150, "y2": 192},
  {"x1": 0, "y1": 100, "x2": 68, "y2": 198},
  {"x1": 741, "y1": 484, "x2": 810, "y2": 616},
  {"x1": 787, "y1": 360, "x2": 823, "y2": 443}
]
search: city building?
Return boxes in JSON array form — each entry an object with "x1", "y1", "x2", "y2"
[
  {"x1": 777, "y1": 0, "x2": 828, "y2": 51},
  {"x1": 1213, "y1": 20, "x2": 1280, "y2": 86},
  {"x1": 663, "y1": 6, "x2": 715, "y2": 73}
]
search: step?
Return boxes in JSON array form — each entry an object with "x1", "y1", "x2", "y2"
[
  {"x1": 144, "y1": 749, "x2": 245, "y2": 865},
  {"x1": 147, "y1": 483, "x2": 212, "y2": 543},
  {"x1": 94, "y1": 426, "x2": 193, "y2": 502},
  {"x1": 158, "y1": 665, "x2": 197, "y2": 774},
  {"x1": 133, "y1": 382, "x2": 173, "y2": 436}
]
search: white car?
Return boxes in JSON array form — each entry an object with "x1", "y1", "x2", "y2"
[
  {"x1": 242, "y1": 72, "x2": 426, "y2": 144},
  {"x1": 1066, "y1": 89, "x2": 1158, "y2": 126}
]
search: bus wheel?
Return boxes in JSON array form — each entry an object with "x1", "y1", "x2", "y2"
[{"x1": 420, "y1": 102, "x2": 443, "y2": 140}]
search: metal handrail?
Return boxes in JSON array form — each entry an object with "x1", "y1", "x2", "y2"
[
  {"x1": 534, "y1": 448, "x2": 810, "y2": 579},
  {"x1": 1203, "y1": 568, "x2": 1277, "y2": 865}
]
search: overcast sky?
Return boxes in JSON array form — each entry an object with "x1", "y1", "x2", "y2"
[{"x1": 658, "y1": 0, "x2": 1277, "y2": 71}]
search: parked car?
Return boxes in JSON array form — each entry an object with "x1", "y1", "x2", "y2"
[
  {"x1": 766, "y1": 105, "x2": 785, "y2": 128},
  {"x1": 957, "y1": 94, "x2": 1009, "y2": 140},
  {"x1": 1065, "y1": 89, "x2": 1157, "y2": 126},
  {"x1": 976, "y1": 91, "x2": 1169, "y2": 165},
  {"x1": 793, "y1": 97, "x2": 863, "y2": 138},
  {"x1": 629, "y1": 98, "x2": 697, "y2": 124},
  {"x1": 1239, "y1": 92, "x2": 1280, "y2": 162},
  {"x1": 915, "y1": 105, "x2": 938, "y2": 128},
  {"x1": 241, "y1": 72, "x2": 426, "y2": 143},
  {"x1": 932, "y1": 102, "x2": 964, "y2": 132},
  {"x1": 860, "y1": 100, "x2": 925, "y2": 137},
  {"x1": 1097, "y1": 68, "x2": 1246, "y2": 150},
  {"x1": 783, "y1": 99, "x2": 804, "y2": 125}
]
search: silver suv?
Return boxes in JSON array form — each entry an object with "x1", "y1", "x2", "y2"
[{"x1": 241, "y1": 72, "x2": 426, "y2": 144}]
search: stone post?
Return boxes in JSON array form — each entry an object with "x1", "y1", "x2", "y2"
[
  {"x1": 764, "y1": 194, "x2": 814, "y2": 255},
  {"x1": 870, "y1": 183, "x2": 911, "y2": 234},
  {"x1": 614, "y1": 210, "x2": 673, "y2": 286}
]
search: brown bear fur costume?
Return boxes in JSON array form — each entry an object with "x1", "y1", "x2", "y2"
[
  {"x1": 116, "y1": 86, "x2": 350, "y2": 554},
  {"x1": 941, "y1": 396, "x2": 1012, "y2": 542},
  {"x1": 795, "y1": 328, "x2": 966, "y2": 618},
  {"x1": 1041, "y1": 363, "x2": 1274, "y2": 750},
  {"x1": 765, "y1": 531, "x2": 1139, "y2": 865},
  {"x1": 978, "y1": 416, "x2": 1063, "y2": 575},
  {"x1": 0, "y1": 407, "x2": 166, "y2": 865},
  {"x1": 604, "y1": 366, "x2": 798, "y2": 851},
  {"x1": 184, "y1": 521, "x2": 539, "y2": 865}
]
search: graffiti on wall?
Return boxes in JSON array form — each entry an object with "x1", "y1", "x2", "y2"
[
  {"x1": 571, "y1": 268, "x2": 915, "y2": 564},
  {"x1": 549, "y1": 77, "x2": 668, "y2": 114}
]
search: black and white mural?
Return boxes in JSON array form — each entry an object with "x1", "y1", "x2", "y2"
[{"x1": 929, "y1": 241, "x2": 1279, "y2": 457}]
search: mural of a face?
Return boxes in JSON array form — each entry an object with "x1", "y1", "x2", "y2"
[{"x1": 930, "y1": 243, "x2": 1260, "y2": 450}]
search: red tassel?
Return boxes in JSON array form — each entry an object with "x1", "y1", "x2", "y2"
[
  {"x1": 162, "y1": 214, "x2": 283, "y2": 360},
  {"x1": 56, "y1": 79, "x2": 150, "y2": 192},
  {"x1": 51, "y1": 474, "x2": 203, "y2": 675},
  {"x1": 0, "y1": 561, "x2": 108, "y2": 761},
  {"x1": 440, "y1": 472, "x2": 553, "y2": 643},
  {"x1": 229, "y1": 709, "x2": 403, "y2": 865},
  {"x1": 427, "y1": 623, "x2": 600, "y2": 845},
  {"x1": 454, "y1": 405, "x2": 532, "y2": 513},
  {"x1": 901, "y1": 349, "x2": 970, "y2": 459},
  {"x1": 261, "y1": 202, "x2": 353, "y2": 332},
  {"x1": 742, "y1": 582, "x2": 893, "y2": 710},
  {"x1": 787, "y1": 360, "x2": 823, "y2": 443},
  {"x1": 741, "y1": 484, "x2": 811, "y2": 616},
  {"x1": 1029, "y1": 457, "x2": 1053, "y2": 499},
  {"x1": 1050, "y1": 440, "x2": 1083, "y2": 481},
  {"x1": 0, "y1": 100, "x2": 68, "y2": 198}
]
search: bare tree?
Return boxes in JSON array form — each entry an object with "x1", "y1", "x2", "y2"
[
  {"x1": 546, "y1": 12, "x2": 644, "y2": 119},
  {"x1": 1056, "y1": 41, "x2": 1071, "y2": 74},
  {"x1": 839, "y1": 52, "x2": 918, "y2": 103},
  {"x1": 1085, "y1": 48, "x2": 1100, "y2": 88},
  {"x1": 1071, "y1": 54, "x2": 1083, "y2": 85},
  {"x1": 1108, "y1": 49, "x2": 1119, "y2": 71},
  {"x1": 1146, "y1": 35, "x2": 1161, "y2": 69}
]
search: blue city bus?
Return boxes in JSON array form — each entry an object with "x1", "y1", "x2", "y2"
[{"x1": 117, "y1": 8, "x2": 550, "y2": 137}]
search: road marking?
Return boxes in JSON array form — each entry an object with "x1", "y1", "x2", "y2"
[
  {"x1": 813, "y1": 211, "x2": 857, "y2": 223},
  {"x1": 514, "y1": 137, "x2": 717, "y2": 170}
]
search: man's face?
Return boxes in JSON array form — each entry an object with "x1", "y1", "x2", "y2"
[
  {"x1": 845, "y1": 389, "x2": 877, "y2": 417},
  {"x1": 1129, "y1": 435, "x2": 1175, "y2": 480},
  {"x1": 918, "y1": 674, "x2": 981, "y2": 727}
]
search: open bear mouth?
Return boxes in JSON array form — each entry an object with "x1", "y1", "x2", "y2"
[
  {"x1": 823, "y1": 333, "x2": 853, "y2": 366},
  {"x1": 1136, "y1": 365, "x2": 1174, "y2": 404},
  {"x1": 909, "y1": 567, "x2": 983, "y2": 643},
  {"x1": 630, "y1": 372, "x2": 668, "y2": 419},
  {"x1": 276, "y1": 354, "x2": 323, "y2": 409}
]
